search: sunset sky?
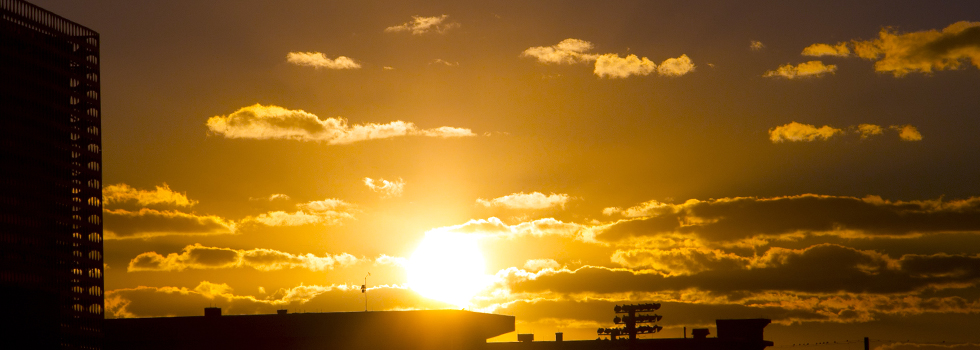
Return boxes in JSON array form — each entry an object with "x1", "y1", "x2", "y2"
[{"x1": 33, "y1": 0, "x2": 980, "y2": 347}]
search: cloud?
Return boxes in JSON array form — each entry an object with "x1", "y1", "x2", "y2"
[
  {"x1": 429, "y1": 217, "x2": 593, "y2": 242},
  {"x1": 594, "y1": 53, "x2": 657, "y2": 78},
  {"x1": 286, "y1": 52, "x2": 361, "y2": 69},
  {"x1": 769, "y1": 121, "x2": 843, "y2": 142},
  {"x1": 611, "y1": 247, "x2": 751, "y2": 276},
  {"x1": 206, "y1": 104, "x2": 475, "y2": 143},
  {"x1": 603, "y1": 199, "x2": 671, "y2": 218},
  {"x1": 524, "y1": 259, "x2": 561, "y2": 272},
  {"x1": 764, "y1": 61, "x2": 837, "y2": 79},
  {"x1": 802, "y1": 43, "x2": 851, "y2": 57},
  {"x1": 769, "y1": 122, "x2": 920, "y2": 142},
  {"x1": 521, "y1": 38, "x2": 599, "y2": 65},
  {"x1": 597, "y1": 194, "x2": 980, "y2": 245},
  {"x1": 750, "y1": 41, "x2": 765, "y2": 50},
  {"x1": 103, "y1": 208, "x2": 235, "y2": 240},
  {"x1": 511, "y1": 244, "x2": 980, "y2": 296},
  {"x1": 243, "y1": 198, "x2": 357, "y2": 227},
  {"x1": 857, "y1": 124, "x2": 884, "y2": 139},
  {"x1": 430, "y1": 59, "x2": 458, "y2": 66},
  {"x1": 852, "y1": 21, "x2": 980, "y2": 76},
  {"x1": 364, "y1": 177, "x2": 405, "y2": 198},
  {"x1": 891, "y1": 124, "x2": 923, "y2": 141},
  {"x1": 127, "y1": 243, "x2": 361, "y2": 272},
  {"x1": 385, "y1": 15, "x2": 458, "y2": 35},
  {"x1": 476, "y1": 192, "x2": 571, "y2": 210},
  {"x1": 523, "y1": 39, "x2": 693, "y2": 78},
  {"x1": 103, "y1": 183, "x2": 197, "y2": 207},
  {"x1": 657, "y1": 54, "x2": 696, "y2": 76}
]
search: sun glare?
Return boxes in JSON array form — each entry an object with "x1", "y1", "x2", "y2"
[{"x1": 408, "y1": 231, "x2": 488, "y2": 307}]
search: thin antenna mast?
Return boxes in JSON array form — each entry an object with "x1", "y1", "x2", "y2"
[{"x1": 362, "y1": 272, "x2": 371, "y2": 312}]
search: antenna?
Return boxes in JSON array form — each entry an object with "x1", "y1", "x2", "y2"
[{"x1": 362, "y1": 272, "x2": 371, "y2": 312}]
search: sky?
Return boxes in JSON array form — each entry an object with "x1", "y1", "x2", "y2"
[{"x1": 32, "y1": 0, "x2": 980, "y2": 347}]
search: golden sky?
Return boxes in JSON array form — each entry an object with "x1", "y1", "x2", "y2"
[{"x1": 35, "y1": 0, "x2": 980, "y2": 346}]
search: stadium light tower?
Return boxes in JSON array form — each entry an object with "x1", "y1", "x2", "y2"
[{"x1": 597, "y1": 303, "x2": 663, "y2": 341}]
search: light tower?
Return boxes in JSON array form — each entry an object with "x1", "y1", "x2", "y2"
[{"x1": 597, "y1": 303, "x2": 663, "y2": 341}]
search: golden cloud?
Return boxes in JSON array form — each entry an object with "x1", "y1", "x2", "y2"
[
  {"x1": 206, "y1": 104, "x2": 476, "y2": 143},
  {"x1": 103, "y1": 208, "x2": 236, "y2": 240},
  {"x1": 521, "y1": 38, "x2": 599, "y2": 65},
  {"x1": 657, "y1": 54, "x2": 696, "y2": 76},
  {"x1": 476, "y1": 192, "x2": 571, "y2": 210},
  {"x1": 127, "y1": 243, "x2": 362, "y2": 272},
  {"x1": 891, "y1": 124, "x2": 923, "y2": 141},
  {"x1": 857, "y1": 124, "x2": 884, "y2": 139},
  {"x1": 523, "y1": 39, "x2": 693, "y2": 78},
  {"x1": 598, "y1": 194, "x2": 980, "y2": 244},
  {"x1": 594, "y1": 53, "x2": 657, "y2": 78},
  {"x1": 611, "y1": 247, "x2": 751, "y2": 276},
  {"x1": 431, "y1": 217, "x2": 595, "y2": 242},
  {"x1": 769, "y1": 121, "x2": 843, "y2": 142},
  {"x1": 510, "y1": 244, "x2": 980, "y2": 296},
  {"x1": 603, "y1": 199, "x2": 674, "y2": 218},
  {"x1": 384, "y1": 15, "x2": 458, "y2": 35},
  {"x1": 286, "y1": 52, "x2": 361, "y2": 69},
  {"x1": 364, "y1": 177, "x2": 405, "y2": 198},
  {"x1": 802, "y1": 43, "x2": 851, "y2": 57},
  {"x1": 764, "y1": 60, "x2": 837, "y2": 79},
  {"x1": 103, "y1": 183, "x2": 197, "y2": 207},
  {"x1": 242, "y1": 198, "x2": 357, "y2": 227},
  {"x1": 852, "y1": 21, "x2": 980, "y2": 76}
]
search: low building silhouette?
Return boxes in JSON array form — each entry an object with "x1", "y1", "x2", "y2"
[
  {"x1": 489, "y1": 319, "x2": 774, "y2": 350},
  {"x1": 107, "y1": 309, "x2": 772, "y2": 350},
  {"x1": 106, "y1": 309, "x2": 515, "y2": 350}
]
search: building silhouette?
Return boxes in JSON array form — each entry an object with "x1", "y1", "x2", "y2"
[
  {"x1": 490, "y1": 319, "x2": 773, "y2": 350},
  {"x1": 106, "y1": 308, "x2": 772, "y2": 350},
  {"x1": 1, "y1": 0, "x2": 104, "y2": 349},
  {"x1": 106, "y1": 309, "x2": 515, "y2": 350}
]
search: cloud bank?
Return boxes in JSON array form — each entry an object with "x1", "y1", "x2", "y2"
[
  {"x1": 523, "y1": 39, "x2": 694, "y2": 78},
  {"x1": 206, "y1": 104, "x2": 475, "y2": 143},
  {"x1": 769, "y1": 122, "x2": 921, "y2": 142},
  {"x1": 103, "y1": 183, "x2": 197, "y2": 207},
  {"x1": 477, "y1": 192, "x2": 571, "y2": 210},
  {"x1": 243, "y1": 198, "x2": 357, "y2": 227},
  {"x1": 853, "y1": 21, "x2": 980, "y2": 76},
  {"x1": 128, "y1": 244, "x2": 361, "y2": 272}
]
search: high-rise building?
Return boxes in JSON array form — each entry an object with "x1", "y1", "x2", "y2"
[{"x1": 1, "y1": 0, "x2": 104, "y2": 348}]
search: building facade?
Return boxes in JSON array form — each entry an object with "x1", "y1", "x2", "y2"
[{"x1": 1, "y1": 0, "x2": 104, "y2": 348}]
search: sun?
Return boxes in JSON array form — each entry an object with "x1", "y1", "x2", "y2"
[{"x1": 408, "y1": 231, "x2": 488, "y2": 307}]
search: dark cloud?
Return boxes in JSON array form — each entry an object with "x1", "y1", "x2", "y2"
[
  {"x1": 104, "y1": 208, "x2": 235, "y2": 239},
  {"x1": 512, "y1": 244, "x2": 980, "y2": 295},
  {"x1": 599, "y1": 195, "x2": 980, "y2": 244}
]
